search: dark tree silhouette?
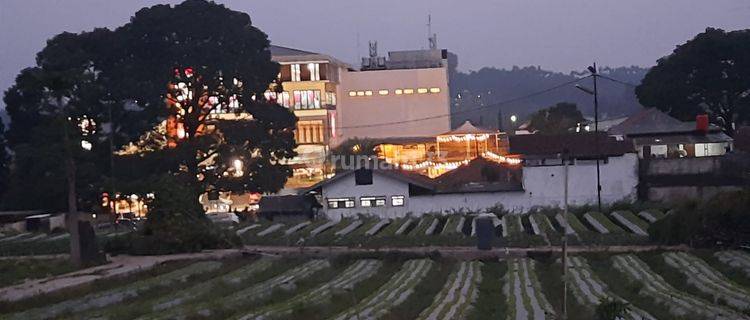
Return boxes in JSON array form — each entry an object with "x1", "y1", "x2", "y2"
[
  {"x1": 528, "y1": 102, "x2": 585, "y2": 134},
  {"x1": 636, "y1": 28, "x2": 750, "y2": 134}
]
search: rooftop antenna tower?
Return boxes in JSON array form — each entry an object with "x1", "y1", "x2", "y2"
[{"x1": 428, "y1": 14, "x2": 437, "y2": 50}]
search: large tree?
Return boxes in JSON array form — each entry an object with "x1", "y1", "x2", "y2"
[
  {"x1": 3, "y1": 0, "x2": 297, "y2": 253},
  {"x1": 527, "y1": 102, "x2": 585, "y2": 134},
  {"x1": 636, "y1": 28, "x2": 750, "y2": 134},
  {"x1": 0, "y1": 119, "x2": 9, "y2": 199},
  {"x1": 2, "y1": 30, "x2": 115, "y2": 264}
]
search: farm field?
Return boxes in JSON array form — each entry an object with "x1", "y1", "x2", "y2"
[
  {"x1": 237, "y1": 209, "x2": 656, "y2": 248},
  {"x1": 2, "y1": 250, "x2": 749, "y2": 320}
]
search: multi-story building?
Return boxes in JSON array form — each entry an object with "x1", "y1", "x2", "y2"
[
  {"x1": 336, "y1": 45, "x2": 452, "y2": 142},
  {"x1": 268, "y1": 45, "x2": 350, "y2": 187}
]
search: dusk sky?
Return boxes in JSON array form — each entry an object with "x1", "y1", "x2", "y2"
[{"x1": 1, "y1": 0, "x2": 749, "y2": 111}]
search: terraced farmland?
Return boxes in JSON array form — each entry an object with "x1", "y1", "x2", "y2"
[
  {"x1": 2, "y1": 250, "x2": 748, "y2": 320},
  {"x1": 237, "y1": 209, "x2": 657, "y2": 249}
]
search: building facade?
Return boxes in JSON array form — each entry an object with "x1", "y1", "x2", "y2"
[
  {"x1": 336, "y1": 48, "x2": 452, "y2": 142},
  {"x1": 268, "y1": 45, "x2": 350, "y2": 187}
]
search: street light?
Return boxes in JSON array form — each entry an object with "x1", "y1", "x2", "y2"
[
  {"x1": 510, "y1": 114, "x2": 517, "y2": 123},
  {"x1": 575, "y1": 63, "x2": 602, "y2": 212}
]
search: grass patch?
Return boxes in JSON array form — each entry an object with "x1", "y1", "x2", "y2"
[
  {"x1": 530, "y1": 252, "x2": 592, "y2": 319},
  {"x1": 585, "y1": 252, "x2": 688, "y2": 320},
  {"x1": 636, "y1": 252, "x2": 715, "y2": 302},
  {"x1": 384, "y1": 258, "x2": 455, "y2": 319},
  {"x1": 468, "y1": 260, "x2": 507, "y2": 320},
  {"x1": 282, "y1": 259, "x2": 403, "y2": 320},
  {"x1": 0, "y1": 259, "x2": 196, "y2": 314},
  {"x1": 0, "y1": 258, "x2": 77, "y2": 288}
]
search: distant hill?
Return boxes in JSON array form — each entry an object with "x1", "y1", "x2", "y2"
[{"x1": 448, "y1": 65, "x2": 648, "y2": 130}]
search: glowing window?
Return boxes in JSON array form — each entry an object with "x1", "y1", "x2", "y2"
[
  {"x1": 391, "y1": 195, "x2": 405, "y2": 206},
  {"x1": 430, "y1": 87, "x2": 441, "y2": 93},
  {"x1": 403, "y1": 88, "x2": 414, "y2": 94},
  {"x1": 291, "y1": 64, "x2": 301, "y2": 82},
  {"x1": 348, "y1": 91, "x2": 357, "y2": 97},
  {"x1": 365, "y1": 90, "x2": 373, "y2": 96},
  {"x1": 378, "y1": 90, "x2": 389, "y2": 95},
  {"x1": 395, "y1": 89, "x2": 403, "y2": 95},
  {"x1": 417, "y1": 88, "x2": 428, "y2": 94},
  {"x1": 356, "y1": 91, "x2": 365, "y2": 96}
]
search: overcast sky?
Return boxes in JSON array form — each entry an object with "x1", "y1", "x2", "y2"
[{"x1": 1, "y1": 0, "x2": 749, "y2": 111}]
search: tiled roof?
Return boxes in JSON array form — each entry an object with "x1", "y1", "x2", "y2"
[
  {"x1": 509, "y1": 132, "x2": 634, "y2": 158},
  {"x1": 432, "y1": 157, "x2": 523, "y2": 192},
  {"x1": 608, "y1": 108, "x2": 695, "y2": 136},
  {"x1": 269, "y1": 45, "x2": 319, "y2": 56}
]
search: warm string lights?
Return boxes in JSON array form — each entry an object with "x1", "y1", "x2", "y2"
[
  {"x1": 482, "y1": 151, "x2": 523, "y2": 165},
  {"x1": 386, "y1": 151, "x2": 521, "y2": 173},
  {"x1": 436, "y1": 134, "x2": 490, "y2": 143},
  {"x1": 393, "y1": 159, "x2": 471, "y2": 171}
]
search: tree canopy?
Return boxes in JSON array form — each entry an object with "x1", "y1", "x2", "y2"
[
  {"x1": 527, "y1": 102, "x2": 585, "y2": 134},
  {"x1": 636, "y1": 28, "x2": 750, "y2": 134},
  {"x1": 1, "y1": 0, "x2": 297, "y2": 216}
]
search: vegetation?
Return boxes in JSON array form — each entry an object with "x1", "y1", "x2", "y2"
[
  {"x1": 636, "y1": 27, "x2": 750, "y2": 134},
  {"x1": 649, "y1": 190, "x2": 750, "y2": 247},
  {"x1": 0, "y1": 258, "x2": 77, "y2": 288},
  {"x1": 527, "y1": 102, "x2": 585, "y2": 134}
]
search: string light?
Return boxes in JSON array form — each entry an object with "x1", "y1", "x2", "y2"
[{"x1": 436, "y1": 134, "x2": 490, "y2": 143}]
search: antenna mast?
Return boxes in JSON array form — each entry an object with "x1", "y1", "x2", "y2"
[{"x1": 428, "y1": 14, "x2": 437, "y2": 50}]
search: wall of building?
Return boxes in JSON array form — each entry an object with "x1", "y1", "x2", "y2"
[
  {"x1": 336, "y1": 67, "x2": 451, "y2": 143},
  {"x1": 321, "y1": 172, "x2": 411, "y2": 220},
  {"x1": 320, "y1": 153, "x2": 639, "y2": 220},
  {"x1": 644, "y1": 157, "x2": 722, "y2": 175},
  {"x1": 520, "y1": 153, "x2": 639, "y2": 210}
]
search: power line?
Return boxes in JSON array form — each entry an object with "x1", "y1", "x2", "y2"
[
  {"x1": 331, "y1": 75, "x2": 592, "y2": 130},
  {"x1": 598, "y1": 74, "x2": 639, "y2": 88}
]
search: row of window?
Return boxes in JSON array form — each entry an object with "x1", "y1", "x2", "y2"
[
  {"x1": 265, "y1": 90, "x2": 336, "y2": 110},
  {"x1": 290, "y1": 63, "x2": 321, "y2": 82},
  {"x1": 347, "y1": 87, "x2": 441, "y2": 97},
  {"x1": 327, "y1": 195, "x2": 405, "y2": 209}
]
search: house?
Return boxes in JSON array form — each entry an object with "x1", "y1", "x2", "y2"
[
  {"x1": 608, "y1": 108, "x2": 732, "y2": 158},
  {"x1": 257, "y1": 194, "x2": 322, "y2": 221},
  {"x1": 306, "y1": 132, "x2": 638, "y2": 219},
  {"x1": 508, "y1": 132, "x2": 639, "y2": 207}
]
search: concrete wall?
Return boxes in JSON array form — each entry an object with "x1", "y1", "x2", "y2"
[
  {"x1": 644, "y1": 156, "x2": 722, "y2": 175},
  {"x1": 520, "y1": 153, "x2": 639, "y2": 210},
  {"x1": 320, "y1": 153, "x2": 639, "y2": 219},
  {"x1": 336, "y1": 67, "x2": 451, "y2": 143},
  {"x1": 648, "y1": 185, "x2": 743, "y2": 202}
]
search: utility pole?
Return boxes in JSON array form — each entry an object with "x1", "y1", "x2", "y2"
[
  {"x1": 591, "y1": 63, "x2": 602, "y2": 212},
  {"x1": 561, "y1": 148, "x2": 570, "y2": 320}
]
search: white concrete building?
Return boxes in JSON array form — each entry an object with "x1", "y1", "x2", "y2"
[
  {"x1": 307, "y1": 134, "x2": 638, "y2": 220},
  {"x1": 335, "y1": 48, "x2": 451, "y2": 143}
]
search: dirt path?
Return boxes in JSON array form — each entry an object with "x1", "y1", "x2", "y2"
[
  {"x1": 241, "y1": 244, "x2": 690, "y2": 259},
  {"x1": 0, "y1": 250, "x2": 240, "y2": 302}
]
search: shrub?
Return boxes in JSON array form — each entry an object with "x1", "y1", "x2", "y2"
[{"x1": 649, "y1": 190, "x2": 750, "y2": 247}]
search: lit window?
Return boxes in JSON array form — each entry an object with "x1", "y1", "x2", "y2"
[
  {"x1": 308, "y1": 63, "x2": 320, "y2": 81},
  {"x1": 391, "y1": 195, "x2": 405, "y2": 207},
  {"x1": 291, "y1": 64, "x2": 301, "y2": 82},
  {"x1": 395, "y1": 89, "x2": 403, "y2": 95},
  {"x1": 403, "y1": 88, "x2": 414, "y2": 94},
  {"x1": 360, "y1": 196, "x2": 386, "y2": 207},
  {"x1": 365, "y1": 90, "x2": 373, "y2": 96},
  {"x1": 378, "y1": 89, "x2": 389, "y2": 95},
  {"x1": 292, "y1": 90, "x2": 321, "y2": 109},
  {"x1": 417, "y1": 88, "x2": 428, "y2": 94},
  {"x1": 356, "y1": 91, "x2": 365, "y2": 96},
  {"x1": 348, "y1": 91, "x2": 357, "y2": 97},
  {"x1": 327, "y1": 197, "x2": 355, "y2": 209},
  {"x1": 429, "y1": 87, "x2": 441, "y2": 93}
]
